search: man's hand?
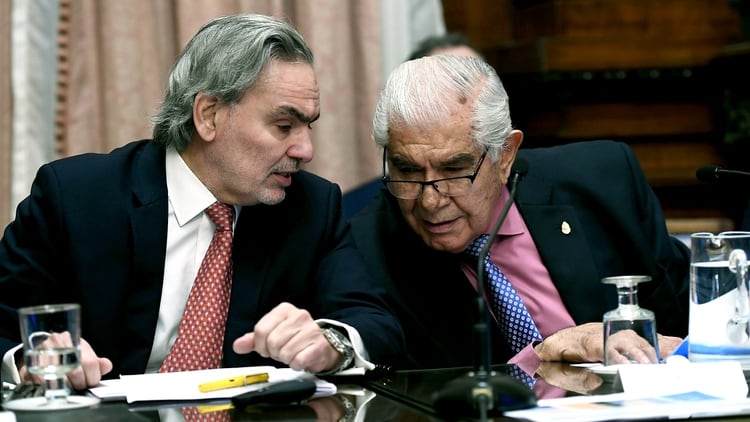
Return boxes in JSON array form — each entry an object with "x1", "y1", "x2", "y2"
[
  {"x1": 655, "y1": 334, "x2": 682, "y2": 359},
  {"x1": 232, "y1": 302, "x2": 341, "y2": 373},
  {"x1": 19, "y1": 337, "x2": 113, "y2": 390},
  {"x1": 67, "y1": 338, "x2": 113, "y2": 389},
  {"x1": 603, "y1": 329, "x2": 658, "y2": 364},
  {"x1": 534, "y1": 322, "x2": 684, "y2": 363},
  {"x1": 535, "y1": 362, "x2": 603, "y2": 395},
  {"x1": 306, "y1": 395, "x2": 351, "y2": 420},
  {"x1": 534, "y1": 322, "x2": 604, "y2": 362}
]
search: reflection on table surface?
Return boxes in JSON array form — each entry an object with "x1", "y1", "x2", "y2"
[
  {"x1": 358, "y1": 363, "x2": 750, "y2": 422},
  {"x1": 359, "y1": 363, "x2": 608, "y2": 408},
  {"x1": 1, "y1": 387, "x2": 439, "y2": 421},
  {"x1": 4, "y1": 363, "x2": 750, "y2": 421},
  {"x1": 358, "y1": 365, "x2": 504, "y2": 417}
]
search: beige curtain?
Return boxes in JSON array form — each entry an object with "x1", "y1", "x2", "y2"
[
  {"x1": 60, "y1": 0, "x2": 382, "y2": 189},
  {"x1": 1, "y1": 0, "x2": 383, "y2": 226},
  {"x1": 60, "y1": 0, "x2": 381, "y2": 180},
  {"x1": 60, "y1": 0, "x2": 177, "y2": 156}
]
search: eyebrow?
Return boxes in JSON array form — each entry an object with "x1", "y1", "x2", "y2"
[
  {"x1": 390, "y1": 151, "x2": 476, "y2": 168},
  {"x1": 273, "y1": 105, "x2": 320, "y2": 125}
]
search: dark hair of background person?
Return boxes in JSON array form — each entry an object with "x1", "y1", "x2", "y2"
[{"x1": 407, "y1": 32, "x2": 482, "y2": 61}]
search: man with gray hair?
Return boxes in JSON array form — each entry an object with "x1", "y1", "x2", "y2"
[
  {"x1": 350, "y1": 54, "x2": 689, "y2": 373},
  {"x1": 0, "y1": 14, "x2": 404, "y2": 389}
]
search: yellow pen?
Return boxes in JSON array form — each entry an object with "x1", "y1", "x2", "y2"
[
  {"x1": 196, "y1": 403, "x2": 235, "y2": 413},
  {"x1": 198, "y1": 372, "x2": 270, "y2": 393}
]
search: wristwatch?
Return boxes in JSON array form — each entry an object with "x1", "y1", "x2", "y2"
[
  {"x1": 334, "y1": 394, "x2": 357, "y2": 422},
  {"x1": 319, "y1": 327, "x2": 355, "y2": 375}
]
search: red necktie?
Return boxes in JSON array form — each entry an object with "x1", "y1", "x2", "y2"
[{"x1": 160, "y1": 201, "x2": 234, "y2": 373}]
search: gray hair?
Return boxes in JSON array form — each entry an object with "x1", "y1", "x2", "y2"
[
  {"x1": 372, "y1": 55, "x2": 512, "y2": 162},
  {"x1": 152, "y1": 14, "x2": 314, "y2": 150}
]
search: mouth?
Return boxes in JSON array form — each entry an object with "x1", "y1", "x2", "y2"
[
  {"x1": 422, "y1": 217, "x2": 458, "y2": 234},
  {"x1": 272, "y1": 170, "x2": 295, "y2": 186}
]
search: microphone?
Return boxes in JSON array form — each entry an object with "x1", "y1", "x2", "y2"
[
  {"x1": 696, "y1": 165, "x2": 750, "y2": 184},
  {"x1": 477, "y1": 158, "x2": 529, "y2": 376},
  {"x1": 433, "y1": 158, "x2": 536, "y2": 420}
]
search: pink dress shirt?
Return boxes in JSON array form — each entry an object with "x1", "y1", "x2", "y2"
[{"x1": 461, "y1": 186, "x2": 576, "y2": 372}]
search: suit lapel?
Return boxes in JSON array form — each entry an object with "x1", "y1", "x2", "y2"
[
  {"x1": 130, "y1": 142, "x2": 169, "y2": 290},
  {"x1": 515, "y1": 174, "x2": 609, "y2": 323},
  {"x1": 122, "y1": 143, "x2": 169, "y2": 372}
]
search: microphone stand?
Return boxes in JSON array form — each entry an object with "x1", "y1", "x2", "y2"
[
  {"x1": 696, "y1": 165, "x2": 750, "y2": 185},
  {"x1": 433, "y1": 158, "x2": 530, "y2": 421}
]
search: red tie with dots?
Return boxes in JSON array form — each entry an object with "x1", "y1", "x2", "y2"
[{"x1": 160, "y1": 201, "x2": 234, "y2": 373}]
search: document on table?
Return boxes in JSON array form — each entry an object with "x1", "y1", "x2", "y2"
[
  {"x1": 506, "y1": 361, "x2": 750, "y2": 422},
  {"x1": 504, "y1": 391, "x2": 750, "y2": 422},
  {"x1": 88, "y1": 366, "x2": 336, "y2": 403}
]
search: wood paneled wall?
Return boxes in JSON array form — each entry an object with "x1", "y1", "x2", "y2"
[{"x1": 442, "y1": 0, "x2": 750, "y2": 231}]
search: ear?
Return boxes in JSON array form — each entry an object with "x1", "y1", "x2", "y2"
[
  {"x1": 193, "y1": 92, "x2": 222, "y2": 142},
  {"x1": 499, "y1": 130, "x2": 524, "y2": 183}
]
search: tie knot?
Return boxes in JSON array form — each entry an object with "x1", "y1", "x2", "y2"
[
  {"x1": 205, "y1": 201, "x2": 234, "y2": 232},
  {"x1": 464, "y1": 234, "x2": 491, "y2": 259}
]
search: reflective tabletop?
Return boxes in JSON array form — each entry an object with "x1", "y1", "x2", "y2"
[{"x1": 3, "y1": 363, "x2": 750, "y2": 421}]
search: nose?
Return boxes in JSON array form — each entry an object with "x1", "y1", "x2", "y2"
[
  {"x1": 288, "y1": 130, "x2": 314, "y2": 163},
  {"x1": 418, "y1": 183, "x2": 442, "y2": 209}
]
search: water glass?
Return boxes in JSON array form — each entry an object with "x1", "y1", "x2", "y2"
[
  {"x1": 4, "y1": 303, "x2": 99, "y2": 411},
  {"x1": 689, "y1": 231, "x2": 750, "y2": 366},
  {"x1": 602, "y1": 275, "x2": 660, "y2": 365}
]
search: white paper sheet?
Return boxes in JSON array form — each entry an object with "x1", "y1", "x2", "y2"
[
  {"x1": 615, "y1": 360, "x2": 748, "y2": 399},
  {"x1": 505, "y1": 391, "x2": 750, "y2": 422},
  {"x1": 88, "y1": 366, "x2": 336, "y2": 403},
  {"x1": 507, "y1": 361, "x2": 750, "y2": 422}
]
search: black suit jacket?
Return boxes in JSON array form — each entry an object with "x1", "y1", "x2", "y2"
[
  {"x1": 0, "y1": 140, "x2": 405, "y2": 376},
  {"x1": 349, "y1": 140, "x2": 690, "y2": 369}
]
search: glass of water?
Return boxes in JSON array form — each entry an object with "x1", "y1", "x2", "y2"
[
  {"x1": 5, "y1": 303, "x2": 99, "y2": 411},
  {"x1": 602, "y1": 275, "x2": 660, "y2": 365},
  {"x1": 689, "y1": 231, "x2": 750, "y2": 366}
]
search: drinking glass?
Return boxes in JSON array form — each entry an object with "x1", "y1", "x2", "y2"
[
  {"x1": 3, "y1": 303, "x2": 99, "y2": 411},
  {"x1": 689, "y1": 231, "x2": 750, "y2": 366},
  {"x1": 602, "y1": 275, "x2": 660, "y2": 365}
]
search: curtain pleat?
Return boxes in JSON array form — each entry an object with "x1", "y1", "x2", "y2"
[
  {"x1": 9, "y1": 0, "x2": 59, "y2": 220},
  {"x1": 0, "y1": 1, "x2": 11, "y2": 225}
]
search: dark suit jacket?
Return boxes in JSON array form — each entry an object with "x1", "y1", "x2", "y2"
[
  {"x1": 0, "y1": 140, "x2": 405, "y2": 377},
  {"x1": 343, "y1": 178, "x2": 383, "y2": 220},
  {"x1": 349, "y1": 140, "x2": 690, "y2": 369}
]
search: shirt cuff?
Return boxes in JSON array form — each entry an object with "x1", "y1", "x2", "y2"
[
  {"x1": 315, "y1": 319, "x2": 375, "y2": 373},
  {"x1": 1, "y1": 344, "x2": 23, "y2": 384},
  {"x1": 507, "y1": 341, "x2": 542, "y2": 377}
]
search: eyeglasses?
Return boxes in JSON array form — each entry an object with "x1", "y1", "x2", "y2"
[{"x1": 381, "y1": 149, "x2": 487, "y2": 200}]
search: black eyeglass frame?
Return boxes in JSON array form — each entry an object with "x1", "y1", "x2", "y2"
[{"x1": 380, "y1": 147, "x2": 488, "y2": 199}]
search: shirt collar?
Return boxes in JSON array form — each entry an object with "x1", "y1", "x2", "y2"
[
  {"x1": 485, "y1": 185, "x2": 525, "y2": 237},
  {"x1": 165, "y1": 147, "x2": 219, "y2": 227}
]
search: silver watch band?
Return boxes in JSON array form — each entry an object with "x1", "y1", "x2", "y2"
[{"x1": 318, "y1": 327, "x2": 355, "y2": 375}]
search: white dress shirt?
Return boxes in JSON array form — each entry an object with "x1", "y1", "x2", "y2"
[
  {"x1": 150, "y1": 148, "x2": 372, "y2": 373},
  {"x1": 144, "y1": 148, "x2": 238, "y2": 373}
]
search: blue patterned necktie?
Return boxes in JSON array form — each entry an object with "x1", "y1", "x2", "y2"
[{"x1": 465, "y1": 234, "x2": 543, "y2": 353}]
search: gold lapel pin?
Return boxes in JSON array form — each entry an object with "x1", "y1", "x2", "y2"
[{"x1": 561, "y1": 221, "x2": 571, "y2": 235}]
